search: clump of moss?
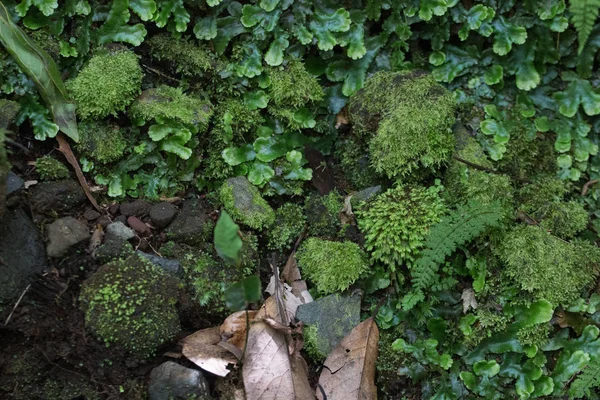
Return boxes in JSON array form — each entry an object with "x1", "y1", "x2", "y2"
[
  {"x1": 349, "y1": 71, "x2": 456, "y2": 179},
  {"x1": 296, "y1": 238, "x2": 368, "y2": 294},
  {"x1": 128, "y1": 85, "x2": 213, "y2": 132},
  {"x1": 496, "y1": 225, "x2": 600, "y2": 306},
  {"x1": 266, "y1": 203, "x2": 306, "y2": 250},
  {"x1": 68, "y1": 49, "x2": 142, "y2": 119},
  {"x1": 147, "y1": 34, "x2": 213, "y2": 76},
  {"x1": 304, "y1": 191, "x2": 343, "y2": 238},
  {"x1": 357, "y1": 184, "x2": 446, "y2": 269},
  {"x1": 220, "y1": 176, "x2": 275, "y2": 230},
  {"x1": 35, "y1": 156, "x2": 70, "y2": 181},
  {"x1": 303, "y1": 324, "x2": 327, "y2": 361},
  {"x1": 211, "y1": 98, "x2": 264, "y2": 144},
  {"x1": 335, "y1": 135, "x2": 381, "y2": 189},
  {"x1": 79, "y1": 254, "x2": 180, "y2": 358},
  {"x1": 269, "y1": 60, "x2": 324, "y2": 108},
  {"x1": 76, "y1": 120, "x2": 127, "y2": 164}
]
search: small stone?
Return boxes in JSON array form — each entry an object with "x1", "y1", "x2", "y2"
[
  {"x1": 95, "y1": 236, "x2": 133, "y2": 264},
  {"x1": 137, "y1": 251, "x2": 182, "y2": 277},
  {"x1": 114, "y1": 214, "x2": 127, "y2": 224},
  {"x1": 120, "y1": 199, "x2": 150, "y2": 217},
  {"x1": 46, "y1": 217, "x2": 91, "y2": 258},
  {"x1": 148, "y1": 361, "x2": 210, "y2": 400},
  {"x1": 29, "y1": 180, "x2": 86, "y2": 215},
  {"x1": 108, "y1": 203, "x2": 120, "y2": 216},
  {"x1": 127, "y1": 216, "x2": 150, "y2": 235},
  {"x1": 149, "y1": 202, "x2": 178, "y2": 229},
  {"x1": 6, "y1": 171, "x2": 24, "y2": 196},
  {"x1": 166, "y1": 199, "x2": 213, "y2": 245},
  {"x1": 83, "y1": 209, "x2": 101, "y2": 221},
  {"x1": 106, "y1": 221, "x2": 135, "y2": 241},
  {"x1": 351, "y1": 185, "x2": 382, "y2": 207}
]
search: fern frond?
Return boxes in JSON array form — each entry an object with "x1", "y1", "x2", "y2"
[
  {"x1": 410, "y1": 201, "x2": 504, "y2": 294},
  {"x1": 571, "y1": 0, "x2": 600, "y2": 54},
  {"x1": 570, "y1": 356, "x2": 600, "y2": 398}
]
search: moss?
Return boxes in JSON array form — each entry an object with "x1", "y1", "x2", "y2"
[
  {"x1": 76, "y1": 120, "x2": 128, "y2": 164},
  {"x1": 0, "y1": 99, "x2": 20, "y2": 129},
  {"x1": 79, "y1": 254, "x2": 180, "y2": 358},
  {"x1": 220, "y1": 176, "x2": 275, "y2": 230},
  {"x1": 304, "y1": 191, "x2": 343, "y2": 238},
  {"x1": 68, "y1": 49, "x2": 142, "y2": 119},
  {"x1": 517, "y1": 322, "x2": 550, "y2": 348},
  {"x1": 303, "y1": 324, "x2": 327, "y2": 361},
  {"x1": 35, "y1": 156, "x2": 70, "y2": 181},
  {"x1": 296, "y1": 238, "x2": 369, "y2": 294},
  {"x1": 266, "y1": 203, "x2": 306, "y2": 250},
  {"x1": 211, "y1": 98, "x2": 264, "y2": 144},
  {"x1": 349, "y1": 71, "x2": 456, "y2": 179},
  {"x1": 128, "y1": 85, "x2": 213, "y2": 132},
  {"x1": 335, "y1": 135, "x2": 381, "y2": 189},
  {"x1": 268, "y1": 60, "x2": 324, "y2": 108},
  {"x1": 147, "y1": 33, "x2": 213, "y2": 76},
  {"x1": 518, "y1": 175, "x2": 568, "y2": 212},
  {"x1": 357, "y1": 184, "x2": 446, "y2": 269}
]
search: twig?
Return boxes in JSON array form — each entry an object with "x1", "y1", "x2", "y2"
[
  {"x1": 142, "y1": 64, "x2": 181, "y2": 83},
  {"x1": 5, "y1": 138, "x2": 30, "y2": 154},
  {"x1": 582, "y1": 179, "x2": 599, "y2": 196},
  {"x1": 4, "y1": 283, "x2": 31, "y2": 326},
  {"x1": 453, "y1": 155, "x2": 498, "y2": 174}
]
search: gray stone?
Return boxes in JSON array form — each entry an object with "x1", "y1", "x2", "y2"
[
  {"x1": 29, "y1": 180, "x2": 86, "y2": 214},
  {"x1": 166, "y1": 199, "x2": 212, "y2": 245},
  {"x1": 46, "y1": 217, "x2": 90, "y2": 258},
  {"x1": 6, "y1": 171, "x2": 24, "y2": 196},
  {"x1": 95, "y1": 236, "x2": 133, "y2": 264},
  {"x1": 295, "y1": 293, "x2": 361, "y2": 357},
  {"x1": 83, "y1": 209, "x2": 101, "y2": 221},
  {"x1": 0, "y1": 208, "x2": 46, "y2": 303},
  {"x1": 106, "y1": 221, "x2": 135, "y2": 241},
  {"x1": 351, "y1": 185, "x2": 382, "y2": 206},
  {"x1": 120, "y1": 199, "x2": 151, "y2": 217},
  {"x1": 137, "y1": 251, "x2": 182, "y2": 277},
  {"x1": 149, "y1": 202, "x2": 178, "y2": 229},
  {"x1": 148, "y1": 361, "x2": 211, "y2": 400}
]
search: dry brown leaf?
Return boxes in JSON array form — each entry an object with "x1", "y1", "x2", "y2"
[
  {"x1": 242, "y1": 297, "x2": 314, "y2": 400},
  {"x1": 335, "y1": 107, "x2": 349, "y2": 129},
  {"x1": 317, "y1": 317, "x2": 379, "y2": 400},
  {"x1": 220, "y1": 310, "x2": 258, "y2": 351},
  {"x1": 340, "y1": 194, "x2": 356, "y2": 225},
  {"x1": 88, "y1": 224, "x2": 104, "y2": 255},
  {"x1": 281, "y1": 252, "x2": 302, "y2": 283},
  {"x1": 180, "y1": 327, "x2": 238, "y2": 377},
  {"x1": 266, "y1": 275, "x2": 313, "y2": 322},
  {"x1": 461, "y1": 288, "x2": 478, "y2": 314}
]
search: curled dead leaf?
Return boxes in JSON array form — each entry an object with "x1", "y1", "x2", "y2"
[
  {"x1": 461, "y1": 288, "x2": 478, "y2": 314},
  {"x1": 220, "y1": 310, "x2": 258, "y2": 352},
  {"x1": 180, "y1": 327, "x2": 238, "y2": 377}
]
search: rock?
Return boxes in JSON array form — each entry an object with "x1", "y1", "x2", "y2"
[
  {"x1": 108, "y1": 203, "x2": 120, "y2": 215},
  {"x1": 95, "y1": 236, "x2": 133, "y2": 264},
  {"x1": 148, "y1": 362, "x2": 211, "y2": 400},
  {"x1": 0, "y1": 208, "x2": 46, "y2": 303},
  {"x1": 46, "y1": 217, "x2": 91, "y2": 258},
  {"x1": 295, "y1": 293, "x2": 361, "y2": 357},
  {"x1": 114, "y1": 214, "x2": 127, "y2": 224},
  {"x1": 106, "y1": 221, "x2": 135, "y2": 241},
  {"x1": 127, "y1": 216, "x2": 150, "y2": 235},
  {"x1": 6, "y1": 171, "x2": 24, "y2": 196},
  {"x1": 149, "y1": 202, "x2": 178, "y2": 229},
  {"x1": 83, "y1": 209, "x2": 101, "y2": 221},
  {"x1": 166, "y1": 199, "x2": 213, "y2": 245},
  {"x1": 29, "y1": 180, "x2": 86, "y2": 215},
  {"x1": 97, "y1": 215, "x2": 111, "y2": 228},
  {"x1": 120, "y1": 199, "x2": 150, "y2": 217},
  {"x1": 137, "y1": 251, "x2": 182, "y2": 277},
  {"x1": 220, "y1": 176, "x2": 275, "y2": 230},
  {"x1": 351, "y1": 185, "x2": 382, "y2": 206}
]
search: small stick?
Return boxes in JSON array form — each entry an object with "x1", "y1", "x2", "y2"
[
  {"x1": 4, "y1": 283, "x2": 31, "y2": 326},
  {"x1": 582, "y1": 179, "x2": 599, "y2": 196}
]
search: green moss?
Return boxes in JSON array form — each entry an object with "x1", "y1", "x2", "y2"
[
  {"x1": 517, "y1": 322, "x2": 550, "y2": 348},
  {"x1": 304, "y1": 191, "x2": 343, "y2": 238},
  {"x1": 147, "y1": 33, "x2": 213, "y2": 76},
  {"x1": 0, "y1": 99, "x2": 20, "y2": 129},
  {"x1": 357, "y1": 184, "x2": 446, "y2": 269},
  {"x1": 349, "y1": 71, "x2": 456, "y2": 179},
  {"x1": 220, "y1": 176, "x2": 275, "y2": 230},
  {"x1": 211, "y1": 98, "x2": 264, "y2": 144},
  {"x1": 128, "y1": 85, "x2": 213, "y2": 132},
  {"x1": 266, "y1": 203, "x2": 306, "y2": 250},
  {"x1": 335, "y1": 135, "x2": 381, "y2": 189},
  {"x1": 296, "y1": 238, "x2": 369, "y2": 294},
  {"x1": 269, "y1": 60, "x2": 324, "y2": 108},
  {"x1": 79, "y1": 254, "x2": 180, "y2": 358},
  {"x1": 496, "y1": 225, "x2": 600, "y2": 306},
  {"x1": 35, "y1": 156, "x2": 70, "y2": 181},
  {"x1": 68, "y1": 49, "x2": 142, "y2": 119},
  {"x1": 303, "y1": 324, "x2": 327, "y2": 361},
  {"x1": 76, "y1": 120, "x2": 127, "y2": 164},
  {"x1": 518, "y1": 175, "x2": 568, "y2": 212}
]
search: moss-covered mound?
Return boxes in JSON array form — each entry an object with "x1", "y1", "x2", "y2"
[
  {"x1": 220, "y1": 176, "x2": 275, "y2": 230},
  {"x1": 76, "y1": 120, "x2": 128, "y2": 164},
  {"x1": 35, "y1": 156, "x2": 69, "y2": 181},
  {"x1": 79, "y1": 254, "x2": 180, "y2": 358}
]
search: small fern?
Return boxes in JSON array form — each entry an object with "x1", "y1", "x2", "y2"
[
  {"x1": 571, "y1": 0, "x2": 600, "y2": 54},
  {"x1": 403, "y1": 201, "x2": 504, "y2": 310},
  {"x1": 570, "y1": 356, "x2": 600, "y2": 398}
]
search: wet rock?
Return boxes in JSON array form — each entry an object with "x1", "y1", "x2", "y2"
[
  {"x1": 0, "y1": 208, "x2": 46, "y2": 303},
  {"x1": 106, "y1": 221, "x2": 135, "y2": 241},
  {"x1": 29, "y1": 180, "x2": 86, "y2": 215},
  {"x1": 120, "y1": 199, "x2": 150, "y2": 217},
  {"x1": 148, "y1": 361, "x2": 210, "y2": 400},
  {"x1": 83, "y1": 209, "x2": 101, "y2": 221},
  {"x1": 6, "y1": 171, "x2": 24, "y2": 196},
  {"x1": 137, "y1": 251, "x2": 182, "y2": 277},
  {"x1": 149, "y1": 202, "x2": 178, "y2": 229},
  {"x1": 46, "y1": 217, "x2": 91, "y2": 258},
  {"x1": 296, "y1": 293, "x2": 361, "y2": 357},
  {"x1": 166, "y1": 198, "x2": 213, "y2": 245},
  {"x1": 127, "y1": 216, "x2": 150, "y2": 235}
]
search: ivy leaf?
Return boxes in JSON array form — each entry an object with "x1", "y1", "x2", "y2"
[
  {"x1": 214, "y1": 210, "x2": 243, "y2": 266},
  {"x1": 194, "y1": 16, "x2": 217, "y2": 40},
  {"x1": 432, "y1": 45, "x2": 480, "y2": 83},
  {"x1": 248, "y1": 161, "x2": 275, "y2": 185},
  {"x1": 254, "y1": 135, "x2": 287, "y2": 162},
  {"x1": 554, "y1": 79, "x2": 600, "y2": 117},
  {"x1": 222, "y1": 144, "x2": 256, "y2": 166},
  {"x1": 264, "y1": 35, "x2": 289, "y2": 66},
  {"x1": 96, "y1": 0, "x2": 147, "y2": 46},
  {"x1": 129, "y1": 0, "x2": 156, "y2": 22},
  {"x1": 309, "y1": 8, "x2": 351, "y2": 51},
  {"x1": 492, "y1": 16, "x2": 527, "y2": 55},
  {"x1": 292, "y1": 107, "x2": 316, "y2": 128},
  {"x1": 259, "y1": 0, "x2": 280, "y2": 12},
  {"x1": 244, "y1": 90, "x2": 269, "y2": 110}
]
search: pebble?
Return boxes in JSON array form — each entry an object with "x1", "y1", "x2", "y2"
[
  {"x1": 149, "y1": 202, "x2": 178, "y2": 229},
  {"x1": 127, "y1": 216, "x2": 150, "y2": 236},
  {"x1": 106, "y1": 221, "x2": 135, "y2": 241}
]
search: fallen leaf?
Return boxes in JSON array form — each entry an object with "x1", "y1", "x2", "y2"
[
  {"x1": 242, "y1": 297, "x2": 314, "y2": 400},
  {"x1": 461, "y1": 288, "x2": 478, "y2": 314},
  {"x1": 335, "y1": 107, "x2": 349, "y2": 129},
  {"x1": 266, "y1": 275, "x2": 313, "y2": 322},
  {"x1": 281, "y1": 252, "x2": 302, "y2": 283},
  {"x1": 220, "y1": 310, "x2": 258, "y2": 351},
  {"x1": 316, "y1": 317, "x2": 379, "y2": 400},
  {"x1": 23, "y1": 180, "x2": 38, "y2": 188},
  {"x1": 340, "y1": 194, "x2": 355, "y2": 225},
  {"x1": 180, "y1": 327, "x2": 238, "y2": 377},
  {"x1": 88, "y1": 224, "x2": 104, "y2": 255}
]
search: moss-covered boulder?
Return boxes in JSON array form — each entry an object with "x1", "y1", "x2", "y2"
[
  {"x1": 266, "y1": 203, "x2": 305, "y2": 250},
  {"x1": 147, "y1": 34, "x2": 214, "y2": 77},
  {"x1": 304, "y1": 191, "x2": 343, "y2": 238},
  {"x1": 79, "y1": 254, "x2": 180, "y2": 358},
  {"x1": 349, "y1": 71, "x2": 456, "y2": 179},
  {"x1": 35, "y1": 156, "x2": 70, "y2": 181},
  {"x1": 220, "y1": 176, "x2": 275, "y2": 230},
  {"x1": 76, "y1": 120, "x2": 127, "y2": 164}
]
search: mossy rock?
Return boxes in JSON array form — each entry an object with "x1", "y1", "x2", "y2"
[
  {"x1": 147, "y1": 33, "x2": 214, "y2": 77},
  {"x1": 304, "y1": 191, "x2": 343, "y2": 238},
  {"x1": 0, "y1": 99, "x2": 20, "y2": 130},
  {"x1": 76, "y1": 120, "x2": 128, "y2": 164},
  {"x1": 35, "y1": 156, "x2": 70, "y2": 181},
  {"x1": 79, "y1": 254, "x2": 181, "y2": 358},
  {"x1": 266, "y1": 203, "x2": 305, "y2": 250},
  {"x1": 220, "y1": 176, "x2": 275, "y2": 230}
]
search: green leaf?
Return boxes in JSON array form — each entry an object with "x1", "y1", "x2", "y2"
[
  {"x1": 309, "y1": 8, "x2": 351, "y2": 51},
  {"x1": 16, "y1": 95, "x2": 59, "y2": 140},
  {"x1": 222, "y1": 144, "x2": 256, "y2": 166},
  {"x1": 429, "y1": 51, "x2": 446, "y2": 66},
  {"x1": 264, "y1": 35, "x2": 289, "y2": 66},
  {"x1": 154, "y1": 0, "x2": 190, "y2": 32},
  {"x1": 194, "y1": 16, "x2": 217, "y2": 40},
  {"x1": 240, "y1": 5, "x2": 280, "y2": 31},
  {"x1": 292, "y1": 107, "x2": 316, "y2": 128},
  {"x1": 0, "y1": 3, "x2": 78, "y2": 141},
  {"x1": 473, "y1": 360, "x2": 500, "y2": 377},
  {"x1": 507, "y1": 41, "x2": 540, "y2": 91},
  {"x1": 16, "y1": 0, "x2": 58, "y2": 17},
  {"x1": 244, "y1": 90, "x2": 269, "y2": 110},
  {"x1": 254, "y1": 135, "x2": 287, "y2": 162},
  {"x1": 483, "y1": 65, "x2": 503, "y2": 85},
  {"x1": 129, "y1": 0, "x2": 156, "y2": 21},
  {"x1": 236, "y1": 43, "x2": 263, "y2": 78},
  {"x1": 492, "y1": 16, "x2": 527, "y2": 55},
  {"x1": 554, "y1": 79, "x2": 600, "y2": 117},
  {"x1": 96, "y1": 0, "x2": 147, "y2": 46},
  {"x1": 159, "y1": 129, "x2": 192, "y2": 159},
  {"x1": 215, "y1": 16, "x2": 246, "y2": 53},
  {"x1": 248, "y1": 161, "x2": 275, "y2": 185},
  {"x1": 224, "y1": 275, "x2": 261, "y2": 311},
  {"x1": 571, "y1": 0, "x2": 600, "y2": 53},
  {"x1": 259, "y1": 0, "x2": 280, "y2": 12},
  {"x1": 432, "y1": 45, "x2": 479, "y2": 83},
  {"x1": 337, "y1": 23, "x2": 366, "y2": 59},
  {"x1": 207, "y1": 0, "x2": 223, "y2": 6},
  {"x1": 214, "y1": 210, "x2": 243, "y2": 266}
]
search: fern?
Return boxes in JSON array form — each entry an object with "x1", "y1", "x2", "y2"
[
  {"x1": 571, "y1": 0, "x2": 600, "y2": 54},
  {"x1": 403, "y1": 201, "x2": 504, "y2": 310},
  {"x1": 570, "y1": 356, "x2": 600, "y2": 399}
]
